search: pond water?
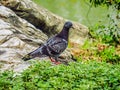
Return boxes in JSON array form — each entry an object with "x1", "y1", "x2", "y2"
[{"x1": 33, "y1": 0, "x2": 111, "y2": 27}]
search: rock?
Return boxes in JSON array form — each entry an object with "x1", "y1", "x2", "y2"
[
  {"x1": 0, "y1": 30, "x2": 13, "y2": 35},
  {"x1": 0, "y1": 0, "x2": 89, "y2": 45},
  {"x1": 0, "y1": 37, "x2": 26, "y2": 48},
  {"x1": 0, "y1": 5, "x2": 47, "y2": 71},
  {"x1": 0, "y1": 0, "x2": 89, "y2": 72}
]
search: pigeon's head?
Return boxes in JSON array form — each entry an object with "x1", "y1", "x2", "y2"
[{"x1": 64, "y1": 21, "x2": 73, "y2": 29}]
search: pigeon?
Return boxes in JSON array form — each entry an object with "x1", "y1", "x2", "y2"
[{"x1": 22, "y1": 21, "x2": 73, "y2": 64}]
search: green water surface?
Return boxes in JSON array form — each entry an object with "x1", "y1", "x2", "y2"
[{"x1": 33, "y1": 0, "x2": 111, "y2": 27}]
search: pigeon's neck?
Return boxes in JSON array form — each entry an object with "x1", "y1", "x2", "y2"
[{"x1": 57, "y1": 27, "x2": 70, "y2": 40}]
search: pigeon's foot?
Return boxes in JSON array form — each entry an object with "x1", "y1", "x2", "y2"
[
  {"x1": 49, "y1": 57, "x2": 61, "y2": 65},
  {"x1": 54, "y1": 61, "x2": 61, "y2": 65},
  {"x1": 49, "y1": 57, "x2": 56, "y2": 62}
]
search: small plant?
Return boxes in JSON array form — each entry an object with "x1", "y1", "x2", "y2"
[
  {"x1": 97, "y1": 46, "x2": 120, "y2": 63},
  {"x1": 89, "y1": 0, "x2": 120, "y2": 10},
  {"x1": 0, "y1": 61, "x2": 120, "y2": 90},
  {"x1": 89, "y1": 0, "x2": 120, "y2": 46},
  {"x1": 71, "y1": 39, "x2": 120, "y2": 64},
  {"x1": 90, "y1": 18, "x2": 120, "y2": 46}
]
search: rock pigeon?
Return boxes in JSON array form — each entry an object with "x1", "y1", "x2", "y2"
[{"x1": 22, "y1": 21, "x2": 73, "y2": 64}]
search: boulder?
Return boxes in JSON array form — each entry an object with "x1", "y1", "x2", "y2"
[
  {"x1": 0, "y1": 5, "x2": 47, "y2": 71},
  {"x1": 0, "y1": 0, "x2": 89, "y2": 71},
  {"x1": 0, "y1": 0, "x2": 89, "y2": 45}
]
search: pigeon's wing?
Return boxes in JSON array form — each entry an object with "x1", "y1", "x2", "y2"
[{"x1": 46, "y1": 37, "x2": 68, "y2": 56}]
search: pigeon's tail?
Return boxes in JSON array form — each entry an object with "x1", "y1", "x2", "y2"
[{"x1": 22, "y1": 47, "x2": 45, "y2": 61}]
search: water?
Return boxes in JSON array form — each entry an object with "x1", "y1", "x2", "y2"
[{"x1": 33, "y1": 0, "x2": 111, "y2": 27}]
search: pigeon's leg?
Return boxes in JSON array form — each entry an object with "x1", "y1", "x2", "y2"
[
  {"x1": 54, "y1": 57, "x2": 61, "y2": 65},
  {"x1": 49, "y1": 57, "x2": 56, "y2": 62},
  {"x1": 49, "y1": 57, "x2": 61, "y2": 65}
]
